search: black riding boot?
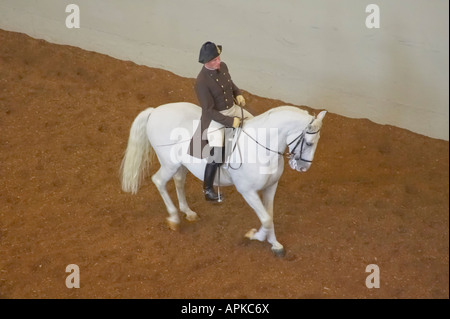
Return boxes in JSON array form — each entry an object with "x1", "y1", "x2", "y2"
[
  {"x1": 203, "y1": 147, "x2": 224, "y2": 202},
  {"x1": 203, "y1": 162, "x2": 221, "y2": 202}
]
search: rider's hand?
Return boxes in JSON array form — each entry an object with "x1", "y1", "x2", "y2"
[
  {"x1": 232, "y1": 117, "x2": 241, "y2": 128},
  {"x1": 236, "y1": 95, "x2": 246, "y2": 107}
]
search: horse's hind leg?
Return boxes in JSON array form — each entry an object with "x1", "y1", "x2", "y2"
[
  {"x1": 151, "y1": 165, "x2": 180, "y2": 230},
  {"x1": 173, "y1": 166, "x2": 198, "y2": 222}
]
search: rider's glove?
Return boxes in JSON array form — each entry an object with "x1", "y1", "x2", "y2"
[{"x1": 236, "y1": 95, "x2": 246, "y2": 107}]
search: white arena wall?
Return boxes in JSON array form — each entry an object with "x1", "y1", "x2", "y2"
[{"x1": 0, "y1": 0, "x2": 448, "y2": 140}]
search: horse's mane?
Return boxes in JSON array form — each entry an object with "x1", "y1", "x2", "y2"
[{"x1": 245, "y1": 105, "x2": 311, "y2": 127}]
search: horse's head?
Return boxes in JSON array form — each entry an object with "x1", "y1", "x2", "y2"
[{"x1": 288, "y1": 110, "x2": 327, "y2": 172}]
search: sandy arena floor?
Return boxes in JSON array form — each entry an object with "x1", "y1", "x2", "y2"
[{"x1": 0, "y1": 30, "x2": 448, "y2": 298}]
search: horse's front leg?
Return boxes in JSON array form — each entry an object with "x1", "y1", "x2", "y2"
[
  {"x1": 261, "y1": 182, "x2": 282, "y2": 251},
  {"x1": 241, "y1": 189, "x2": 284, "y2": 256},
  {"x1": 262, "y1": 182, "x2": 278, "y2": 219}
]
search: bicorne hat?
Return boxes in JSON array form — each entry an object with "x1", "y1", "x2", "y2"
[{"x1": 198, "y1": 41, "x2": 222, "y2": 64}]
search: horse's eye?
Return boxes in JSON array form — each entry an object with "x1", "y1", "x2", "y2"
[{"x1": 306, "y1": 142, "x2": 313, "y2": 147}]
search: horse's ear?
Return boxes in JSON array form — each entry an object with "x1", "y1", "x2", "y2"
[{"x1": 317, "y1": 110, "x2": 327, "y2": 121}]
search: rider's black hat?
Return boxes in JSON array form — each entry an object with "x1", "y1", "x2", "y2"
[{"x1": 198, "y1": 41, "x2": 222, "y2": 64}]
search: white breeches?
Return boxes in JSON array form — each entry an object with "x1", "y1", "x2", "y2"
[{"x1": 207, "y1": 105, "x2": 253, "y2": 147}]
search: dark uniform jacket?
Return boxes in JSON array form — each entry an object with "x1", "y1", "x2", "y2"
[{"x1": 188, "y1": 62, "x2": 242, "y2": 158}]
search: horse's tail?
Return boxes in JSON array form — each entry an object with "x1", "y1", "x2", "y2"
[{"x1": 120, "y1": 107, "x2": 154, "y2": 194}]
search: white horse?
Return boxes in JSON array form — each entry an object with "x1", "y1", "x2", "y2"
[{"x1": 120, "y1": 102, "x2": 326, "y2": 256}]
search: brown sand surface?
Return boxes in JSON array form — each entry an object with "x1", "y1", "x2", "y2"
[{"x1": 0, "y1": 30, "x2": 448, "y2": 299}]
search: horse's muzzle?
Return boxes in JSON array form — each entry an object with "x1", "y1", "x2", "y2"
[{"x1": 289, "y1": 157, "x2": 311, "y2": 172}]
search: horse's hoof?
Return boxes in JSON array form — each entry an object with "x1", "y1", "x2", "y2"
[
  {"x1": 245, "y1": 228, "x2": 257, "y2": 239},
  {"x1": 185, "y1": 213, "x2": 198, "y2": 222},
  {"x1": 166, "y1": 218, "x2": 179, "y2": 231},
  {"x1": 272, "y1": 247, "x2": 286, "y2": 257}
]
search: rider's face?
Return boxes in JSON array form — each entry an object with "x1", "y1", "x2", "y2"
[{"x1": 205, "y1": 56, "x2": 221, "y2": 70}]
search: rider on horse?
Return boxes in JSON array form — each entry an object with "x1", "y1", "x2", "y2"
[{"x1": 194, "y1": 41, "x2": 252, "y2": 202}]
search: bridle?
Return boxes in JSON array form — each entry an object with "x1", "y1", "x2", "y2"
[{"x1": 286, "y1": 127, "x2": 321, "y2": 163}]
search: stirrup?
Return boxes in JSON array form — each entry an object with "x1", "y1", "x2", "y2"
[{"x1": 204, "y1": 187, "x2": 223, "y2": 202}]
